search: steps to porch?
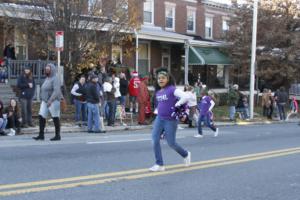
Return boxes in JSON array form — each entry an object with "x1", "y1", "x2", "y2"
[{"x1": 0, "y1": 83, "x2": 17, "y2": 104}]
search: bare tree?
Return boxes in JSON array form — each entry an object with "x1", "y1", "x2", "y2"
[
  {"x1": 225, "y1": 0, "x2": 300, "y2": 89},
  {"x1": 0, "y1": 0, "x2": 142, "y2": 83}
]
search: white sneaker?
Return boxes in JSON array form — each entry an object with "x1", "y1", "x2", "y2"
[
  {"x1": 149, "y1": 164, "x2": 165, "y2": 172},
  {"x1": 194, "y1": 134, "x2": 203, "y2": 138},
  {"x1": 214, "y1": 128, "x2": 219, "y2": 137},
  {"x1": 178, "y1": 125, "x2": 184, "y2": 130},
  {"x1": 7, "y1": 129, "x2": 15, "y2": 136},
  {"x1": 183, "y1": 151, "x2": 191, "y2": 167}
]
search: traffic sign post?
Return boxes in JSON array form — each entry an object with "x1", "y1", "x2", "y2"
[{"x1": 55, "y1": 31, "x2": 64, "y2": 86}]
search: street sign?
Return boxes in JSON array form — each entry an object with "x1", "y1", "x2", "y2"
[{"x1": 55, "y1": 31, "x2": 64, "y2": 51}]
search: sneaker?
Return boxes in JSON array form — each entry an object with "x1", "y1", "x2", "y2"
[
  {"x1": 214, "y1": 128, "x2": 219, "y2": 137},
  {"x1": 194, "y1": 134, "x2": 203, "y2": 138},
  {"x1": 178, "y1": 125, "x2": 184, "y2": 130},
  {"x1": 184, "y1": 151, "x2": 191, "y2": 167},
  {"x1": 7, "y1": 129, "x2": 15, "y2": 136},
  {"x1": 149, "y1": 164, "x2": 165, "y2": 172}
]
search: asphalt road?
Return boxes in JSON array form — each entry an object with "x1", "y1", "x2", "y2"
[{"x1": 0, "y1": 123, "x2": 300, "y2": 200}]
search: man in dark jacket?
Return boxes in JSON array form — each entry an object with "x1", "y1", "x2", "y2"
[
  {"x1": 3, "y1": 43, "x2": 16, "y2": 60},
  {"x1": 274, "y1": 86, "x2": 288, "y2": 120},
  {"x1": 17, "y1": 66, "x2": 36, "y2": 127},
  {"x1": 86, "y1": 74, "x2": 105, "y2": 133}
]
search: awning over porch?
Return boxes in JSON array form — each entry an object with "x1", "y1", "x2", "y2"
[{"x1": 188, "y1": 46, "x2": 232, "y2": 65}]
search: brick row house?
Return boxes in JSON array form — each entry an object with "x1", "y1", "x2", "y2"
[{"x1": 0, "y1": 0, "x2": 234, "y2": 88}]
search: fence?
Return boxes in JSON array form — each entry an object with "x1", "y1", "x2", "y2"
[{"x1": 7, "y1": 59, "x2": 56, "y2": 85}]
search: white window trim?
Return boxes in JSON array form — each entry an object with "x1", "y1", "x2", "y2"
[
  {"x1": 222, "y1": 16, "x2": 230, "y2": 32},
  {"x1": 205, "y1": 15, "x2": 214, "y2": 39},
  {"x1": 165, "y1": 2, "x2": 176, "y2": 32},
  {"x1": 138, "y1": 41, "x2": 151, "y2": 73},
  {"x1": 187, "y1": 6, "x2": 196, "y2": 34},
  {"x1": 143, "y1": 0, "x2": 155, "y2": 26},
  {"x1": 14, "y1": 27, "x2": 28, "y2": 60}
]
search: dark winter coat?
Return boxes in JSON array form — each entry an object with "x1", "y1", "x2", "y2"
[
  {"x1": 120, "y1": 78, "x2": 128, "y2": 96},
  {"x1": 17, "y1": 73, "x2": 36, "y2": 99},
  {"x1": 85, "y1": 82, "x2": 100, "y2": 104}
]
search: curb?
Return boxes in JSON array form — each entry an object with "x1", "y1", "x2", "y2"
[{"x1": 20, "y1": 119, "x2": 299, "y2": 135}]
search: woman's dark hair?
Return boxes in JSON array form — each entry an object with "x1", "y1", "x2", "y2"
[
  {"x1": 154, "y1": 68, "x2": 176, "y2": 92},
  {"x1": 9, "y1": 98, "x2": 20, "y2": 113}
]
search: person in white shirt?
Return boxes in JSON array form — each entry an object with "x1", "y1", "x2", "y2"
[{"x1": 184, "y1": 85, "x2": 198, "y2": 128}]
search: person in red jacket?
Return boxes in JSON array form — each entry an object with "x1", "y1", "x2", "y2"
[
  {"x1": 128, "y1": 71, "x2": 140, "y2": 113},
  {"x1": 137, "y1": 76, "x2": 150, "y2": 125}
]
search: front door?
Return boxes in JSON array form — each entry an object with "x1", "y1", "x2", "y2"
[{"x1": 162, "y1": 54, "x2": 170, "y2": 72}]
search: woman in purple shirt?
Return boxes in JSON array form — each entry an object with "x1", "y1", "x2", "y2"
[
  {"x1": 194, "y1": 90, "x2": 219, "y2": 138},
  {"x1": 149, "y1": 69, "x2": 191, "y2": 172}
]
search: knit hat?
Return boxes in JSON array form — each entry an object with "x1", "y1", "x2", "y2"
[
  {"x1": 90, "y1": 74, "x2": 98, "y2": 80},
  {"x1": 132, "y1": 71, "x2": 138, "y2": 77}
]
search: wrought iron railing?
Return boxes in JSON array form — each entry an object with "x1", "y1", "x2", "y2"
[{"x1": 7, "y1": 59, "x2": 56, "y2": 85}]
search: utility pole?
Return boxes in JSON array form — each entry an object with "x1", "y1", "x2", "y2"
[{"x1": 249, "y1": 0, "x2": 258, "y2": 119}]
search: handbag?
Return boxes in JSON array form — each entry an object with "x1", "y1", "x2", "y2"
[{"x1": 60, "y1": 97, "x2": 67, "y2": 112}]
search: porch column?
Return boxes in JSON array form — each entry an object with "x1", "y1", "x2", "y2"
[
  {"x1": 224, "y1": 66, "x2": 229, "y2": 88},
  {"x1": 184, "y1": 40, "x2": 189, "y2": 85},
  {"x1": 134, "y1": 29, "x2": 139, "y2": 72}
]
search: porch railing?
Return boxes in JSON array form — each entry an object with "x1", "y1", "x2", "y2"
[{"x1": 7, "y1": 59, "x2": 56, "y2": 85}]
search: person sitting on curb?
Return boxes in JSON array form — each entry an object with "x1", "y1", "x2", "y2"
[
  {"x1": 5, "y1": 98, "x2": 21, "y2": 136},
  {"x1": 0, "y1": 100, "x2": 8, "y2": 136}
]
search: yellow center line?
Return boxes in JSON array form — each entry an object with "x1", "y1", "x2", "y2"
[
  {"x1": 1, "y1": 147, "x2": 299, "y2": 190},
  {"x1": 1, "y1": 147, "x2": 300, "y2": 196}
]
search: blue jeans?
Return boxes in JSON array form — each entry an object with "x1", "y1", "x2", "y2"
[
  {"x1": 119, "y1": 96, "x2": 126, "y2": 107},
  {"x1": 229, "y1": 106, "x2": 236, "y2": 120},
  {"x1": 197, "y1": 115, "x2": 216, "y2": 135},
  {"x1": 0, "y1": 118, "x2": 7, "y2": 131},
  {"x1": 107, "y1": 100, "x2": 116, "y2": 125},
  {"x1": 87, "y1": 103, "x2": 100, "y2": 131},
  {"x1": 74, "y1": 99, "x2": 87, "y2": 122},
  {"x1": 277, "y1": 103, "x2": 286, "y2": 120},
  {"x1": 152, "y1": 116, "x2": 188, "y2": 166}
]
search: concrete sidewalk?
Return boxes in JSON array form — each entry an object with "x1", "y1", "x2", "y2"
[{"x1": 18, "y1": 118, "x2": 299, "y2": 135}]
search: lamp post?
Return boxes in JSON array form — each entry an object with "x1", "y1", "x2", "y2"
[{"x1": 249, "y1": 0, "x2": 258, "y2": 119}]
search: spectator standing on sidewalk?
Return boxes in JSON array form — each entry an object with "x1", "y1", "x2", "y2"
[
  {"x1": 137, "y1": 75, "x2": 150, "y2": 125},
  {"x1": 149, "y1": 68, "x2": 191, "y2": 172},
  {"x1": 274, "y1": 86, "x2": 288, "y2": 120},
  {"x1": 227, "y1": 84, "x2": 239, "y2": 121},
  {"x1": 33, "y1": 63, "x2": 62, "y2": 141},
  {"x1": 262, "y1": 89, "x2": 271, "y2": 117},
  {"x1": 194, "y1": 90, "x2": 219, "y2": 138},
  {"x1": 119, "y1": 72, "x2": 128, "y2": 107},
  {"x1": 0, "y1": 100, "x2": 8, "y2": 136},
  {"x1": 5, "y1": 98, "x2": 21, "y2": 135},
  {"x1": 71, "y1": 75, "x2": 87, "y2": 127},
  {"x1": 184, "y1": 85, "x2": 198, "y2": 128},
  {"x1": 128, "y1": 71, "x2": 140, "y2": 113},
  {"x1": 85, "y1": 74, "x2": 105, "y2": 133},
  {"x1": 17, "y1": 65, "x2": 35, "y2": 128},
  {"x1": 103, "y1": 77, "x2": 116, "y2": 126}
]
